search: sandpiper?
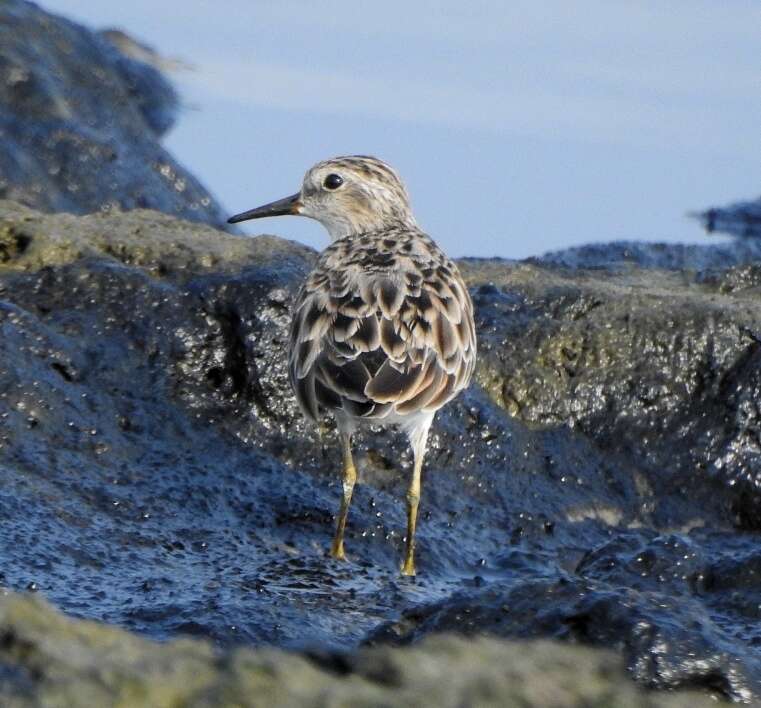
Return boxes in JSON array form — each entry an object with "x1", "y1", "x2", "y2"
[{"x1": 228, "y1": 156, "x2": 476, "y2": 575}]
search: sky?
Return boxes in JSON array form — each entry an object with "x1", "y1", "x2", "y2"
[{"x1": 41, "y1": 1, "x2": 761, "y2": 258}]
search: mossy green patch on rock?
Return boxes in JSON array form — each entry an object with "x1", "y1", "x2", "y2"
[
  {"x1": 0, "y1": 592, "x2": 719, "y2": 707},
  {"x1": 0, "y1": 200, "x2": 316, "y2": 276}
]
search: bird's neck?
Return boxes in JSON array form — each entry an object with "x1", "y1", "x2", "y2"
[{"x1": 323, "y1": 213, "x2": 418, "y2": 241}]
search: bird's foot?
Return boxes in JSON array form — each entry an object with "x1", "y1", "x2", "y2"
[
  {"x1": 400, "y1": 558, "x2": 416, "y2": 576},
  {"x1": 330, "y1": 540, "x2": 347, "y2": 560}
]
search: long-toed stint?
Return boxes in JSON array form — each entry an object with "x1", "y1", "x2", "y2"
[{"x1": 228, "y1": 156, "x2": 476, "y2": 575}]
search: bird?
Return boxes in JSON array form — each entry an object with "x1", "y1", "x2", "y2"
[{"x1": 228, "y1": 156, "x2": 476, "y2": 575}]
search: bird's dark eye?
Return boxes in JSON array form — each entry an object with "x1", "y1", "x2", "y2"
[{"x1": 323, "y1": 173, "x2": 344, "y2": 190}]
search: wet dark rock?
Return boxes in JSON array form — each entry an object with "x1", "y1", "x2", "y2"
[
  {"x1": 1, "y1": 201, "x2": 761, "y2": 702},
  {"x1": 0, "y1": 0, "x2": 228, "y2": 227},
  {"x1": 462, "y1": 260, "x2": 761, "y2": 535},
  {"x1": 370, "y1": 533, "x2": 759, "y2": 701}
]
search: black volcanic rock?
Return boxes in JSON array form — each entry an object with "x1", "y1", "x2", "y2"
[
  {"x1": 460, "y1": 259, "x2": 761, "y2": 532},
  {"x1": 1, "y1": 200, "x2": 761, "y2": 702},
  {"x1": 0, "y1": 0, "x2": 229, "y2": 227},
  {"x1": 696, "y1": 196, "x2": 761, "y2": 240},
  {"x1": 533, "y1": 237, "x2": 761, "y2": 270}
]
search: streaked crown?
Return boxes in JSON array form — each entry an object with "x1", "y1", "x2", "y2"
[
  {"x1": 228, "y1": 155, "x2": 417, "y2": 241},
  {"x1": 299, "y1": 156, "x2": 417, "y2": 240}
]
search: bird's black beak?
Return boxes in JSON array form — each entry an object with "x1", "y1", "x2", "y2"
[{"x1": 227, "y1": 193, "x2": 302, "y2": 224}]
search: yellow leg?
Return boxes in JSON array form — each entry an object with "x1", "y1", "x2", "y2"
[
  {"x1": 401, "y1": 452, "x2": 423, "y2": 576},
  {"x1": 330, "y1": 433, "x2": 356, "y2": 560}
]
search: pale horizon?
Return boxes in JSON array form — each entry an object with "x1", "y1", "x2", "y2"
[{"x1": 41, "y1": 0, "x2": 761, "y2": 258}]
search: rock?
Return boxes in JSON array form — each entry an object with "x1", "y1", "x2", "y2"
[
  {"x1": 99, "y1": 28, "x2": 194, "y2": 75},
  {"x1": 461, "y1": 259, "x2": 761, "y2": 531},
  {"x1": 532, "y1": 237, "x2": 761, "y2": 270},
  {"x1": 0, "y1": 0, "x2": 229, "y2": 228},
  {"x1": 1, "y1": 200, "x2": 761, "y2": 702},
  {"x1": 0, "y1": 592, "x2": 718, "y2": 707},
  {"x1": 695, "y1": 197, "x2": 761, "y2": 239}
]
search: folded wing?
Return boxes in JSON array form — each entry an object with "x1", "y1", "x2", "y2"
[{"x1": 288, "y1": 233, "x2": 476, "y2": 422}]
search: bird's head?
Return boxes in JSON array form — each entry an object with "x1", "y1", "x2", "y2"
[{"x1": 228, "y1": 155, "x2": 416, "y2": 240}]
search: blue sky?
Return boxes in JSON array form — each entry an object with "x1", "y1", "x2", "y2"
[{"x1": 42, "y1": 1, "x2": 761, "y2": 258}]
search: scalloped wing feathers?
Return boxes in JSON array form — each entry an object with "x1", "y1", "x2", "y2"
[{"x1": 288, "y1": 228, "x2": 476, "y2": 422}]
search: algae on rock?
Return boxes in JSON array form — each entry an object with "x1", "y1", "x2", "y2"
[{"x1": 0, "y1": 593, "x2": 719, "y2": 708}]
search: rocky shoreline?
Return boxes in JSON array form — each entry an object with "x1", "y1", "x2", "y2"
[
  {"x1": 1, "y1": 0, "x2": 761, "y2": 704},
  {"x1": 1, "y1": 200, "x2": 760, "y2": 703}
]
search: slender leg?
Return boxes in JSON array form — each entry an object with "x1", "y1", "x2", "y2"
[
  {"x1": 401, "y1": 415, "x2": 434, "y2": 576},
  {"x1": 401, "y1": 451, "x2": 423, "y2": 576},
  {"x1": 330, "y1": 433, "x2": 357, "y2": 560}
]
